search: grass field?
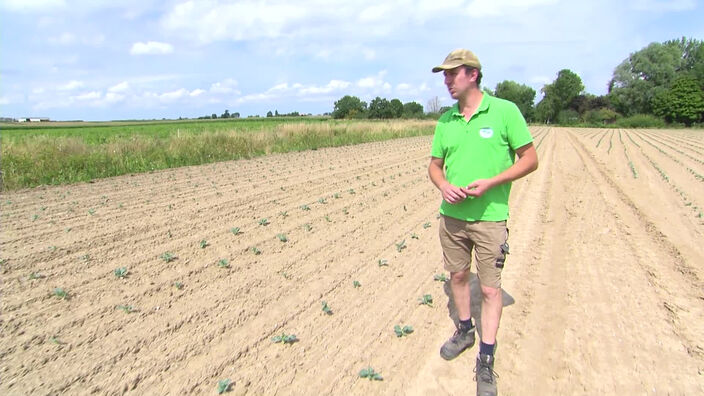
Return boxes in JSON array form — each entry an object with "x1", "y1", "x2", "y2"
[{"x1": 0, "y1": 118, "x2": 435, "y2": 190}]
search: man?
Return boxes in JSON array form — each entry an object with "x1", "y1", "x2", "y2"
[{"x1": 428, "y1": 49, "x2": 538, "y2": 396}]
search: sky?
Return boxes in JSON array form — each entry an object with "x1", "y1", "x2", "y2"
[{"x1": 1, "y1": 0, "x2": 702, "y2": 121}]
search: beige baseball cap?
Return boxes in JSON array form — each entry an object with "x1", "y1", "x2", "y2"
[{"x1": 432, "y1": 49, "x2": 481, "y2": 72}]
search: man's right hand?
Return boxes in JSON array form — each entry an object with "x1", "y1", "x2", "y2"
[{"x1": 440, "y1": 183, "x2": 468, "y2": 204}]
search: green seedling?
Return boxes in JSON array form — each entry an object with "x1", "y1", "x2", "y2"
[
  {"x1": 321, "y1": 301, "x2": 333, "y2": 315},
  {"x1": 378, "y1": 259, "x2": 388, "y2": 267},
  {"x1": 318, "y1": 197, "x2": 327, "y2": 204},
  {"x1": 271, "y1": 333, "x2": 298, "y2": 344},
  {"x1": 258, "y1": 218, "x2": 270, "y2": 226},
  {"x1": 217, "y1": 378, "x2": 231, "y2": 394},
  {"x1": 217, "y1": 259, "x2": 230, "y2": 268},
  {"x1": 49, "y1": 336, "x2": 63, "y2": 345},
  {"x1": 324, "y1": 215, "x2": 332, "y2": 222},
  {"x1": 113, "y1": 267, "x2": 128, "y2": 278},
  {"x1": 116, "y1": 304, "x2": 135, "y2": 313},
  {"x1": 167, "y1": 230, "x2": 173, "y2": 238},
  {"x1": 395, "y1": 240, "x2": 406, "y2": 252},
  {"x1": 230, "y1": 227, "x2": 241, "y2": 235},
  {"x1": 279, "y1": 211, "x2": 288, "y2": 218},
  {"x1": 418, "y1": 294, "x2": 433, "y2": 307},
  {"x1": 250, "y1": 246, "x2": 261, "y2": 255},
  {"x1": 353, "y1": 280, "x2": 361, "y2": 288},
  {"x1": 394, "y1": 325, "x2": 414, "y2": 338},
  {"x1": 53, "y1": 288, "x2": 68, "y2": 300},
  {"x1": 160, "y1": 252, "x2": 176, "y2": 262},
  {"x1": 29, "y1": 272, "x2": 44, "y2": 280},
  {"x1": 173, "y1": 281, "x2": 184, "y2": 290},
  {"x1": 200, "y1": 239, "x2": 209, "y2": 249},
  {"x1": 81, "y1": 254, "x2": 91, "y2": 261},
  {"x1": 410, "y1": 233, "x2": 419, "y2": 239},
  {"x1": 32, "y1": 214, "x2": 39, "y2": 221},
  {"x1": 359, "y1": 367, "x2": 383, "y2": 381},
  {"x1": 334, "y1": 193, "x2": 341, "y2": 199},
  {"x1": 423, "y1": 222, "x2": 431, "y2": 229},
  {"x1": 342, "y1": 207, "x2": 349, "y2": 215},
  {"x1": 300, "y1": 204, "x2": 311, "y2": 211},
  {"x1": 433, "y1": 273, "x2": 448, "y2": 282},
  {"x1": 276, "y1": 233, "x2": 288, "y2": 242},
  {"x1": 348, "y1": 189, "x2": 356, "y2": 194},
  {"x1": 88, "y1": 209, "x2": 95, "y2": 215},
  {"x1": 303, "y1": 223, "x2": 312, "y2": 232}
]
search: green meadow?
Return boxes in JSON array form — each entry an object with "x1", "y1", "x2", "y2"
[{"x1": 0, "y1": 117, "x2": 435, "y2": 190}]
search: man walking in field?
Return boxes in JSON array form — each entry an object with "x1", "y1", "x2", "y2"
[{"x1": 428, "y1": 49, "x2": 538, "y2": 396}]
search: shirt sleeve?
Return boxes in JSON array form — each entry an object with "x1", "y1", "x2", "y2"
[
  {"x1": 505, "y1": 102, "x2": 533, "y2": 150},
  {"x1": 430, "y1": 120, "x2": 446, "y2": 158}
]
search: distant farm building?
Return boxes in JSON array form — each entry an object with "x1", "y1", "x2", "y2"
[{"x1": 18, "y1": 117, "x2": 50, "y2": 122}]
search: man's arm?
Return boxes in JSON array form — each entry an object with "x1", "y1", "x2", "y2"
[
  {"x1": 428, "y1": 156, "x2": 468, "y2": 204},
  {"x1": 464, "y1": 143, "x2": 538, "y2": 198}
]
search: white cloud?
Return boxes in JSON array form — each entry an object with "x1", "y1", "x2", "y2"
[
  {"x1": 629, "y1": 0, "x2": 696, "y2": 11},
  {"x1": 0, "y1": 96, "x2": 10, "y2": 105},
  {"x1": 210, "y1": 78, "x2": 239, "y2": 94},
  {"x1": 2, "y1": 0, "x2": 65, "y2": 12},
  {"x1": 130, "y1": 41, "x2": 174, "y2": 55},
  {"x1": 357, "y1": 71, "x2": 390, "y2": 91},
  {"x1": 109, "y1": 81, "x2": 129, "y2": 93},
  {"x1": 190, "y1": 89, "x2": 205, "y2": 97},
  {"x1": 48, "y1": 32, "x2": 75, "y2": 45},
  {"x1": 300, "y1": 80, "x2": 352, "y2": 94},
  {"x1": 162, "y1": 0, "x2": 308, "y2": 43},
  {"x1": 466, "y1": 0, "x2": 558, "y2": 17},
  {"x1": 74, "y1": 91, "x2": 102, "y2": 101},
  {"x1": 58, "y1": 80, "x2": 84, "y2": 90}
]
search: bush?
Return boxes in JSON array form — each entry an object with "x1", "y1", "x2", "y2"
[
  {"x1": 583, "y1": 108, "x2": 620, "y2": 125},
  {"x1": 613, "y1": 114, "x2": 666, "y2": 128},
  {"x1": 556, "y1": 109, "x2": 580, "y2": 125}
]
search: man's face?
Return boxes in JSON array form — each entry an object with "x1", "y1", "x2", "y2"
[{"x1": 443, "y1": 66, "x2": 477, "y2": 100}]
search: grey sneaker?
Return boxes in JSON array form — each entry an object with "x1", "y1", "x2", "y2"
[
  {"x1": 439, "y1": 325, "x2": 475, "y2": 360},
  {"x1": 475, "y1": 353, "x2": 499, "y2": 396}
]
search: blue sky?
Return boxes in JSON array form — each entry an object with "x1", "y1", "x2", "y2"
[{"x1": 1, "y1": 0, "x2": 702, "y2": 121}]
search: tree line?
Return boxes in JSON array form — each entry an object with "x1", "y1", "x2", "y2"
[
  {"x1": 332, "y1": 37, "x2": 703, "y2": 126},
  {"x1": 332, "y1": 96, "x2": 425, "y2": 119}
]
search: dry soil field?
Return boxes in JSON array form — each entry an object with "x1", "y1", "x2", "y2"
[{"x1": 1, "y1": 127, "x2": 703, "y2": 395}]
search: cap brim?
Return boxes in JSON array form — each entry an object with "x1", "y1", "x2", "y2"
[{"x1": 431, "y1": 62, "x2": 463, "y2": 73}]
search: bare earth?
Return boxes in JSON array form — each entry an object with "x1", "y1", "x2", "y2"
[{"x1": 1, "y1": 127, "x2": 703, "y2": 395}]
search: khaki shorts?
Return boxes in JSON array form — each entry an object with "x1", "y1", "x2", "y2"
[{"x1": 439, "y1": 215, "x2": 508, "y2": 288}]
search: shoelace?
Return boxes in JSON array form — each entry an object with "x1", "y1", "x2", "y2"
[{"x1": 473, "y1": 362, "x2": 499, "y2": 383}]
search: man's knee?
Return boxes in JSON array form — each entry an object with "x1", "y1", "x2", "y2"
[
  {"x1": 450, "y1": 269, "x2": 471, "y2": 284},
  {"x1": 480, "y1": 285, "x2": 501, "y2": 301}
]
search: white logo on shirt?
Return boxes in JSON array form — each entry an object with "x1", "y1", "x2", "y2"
[{"x1": 479, "y1": 128, "x2": 494, "y2": 138}]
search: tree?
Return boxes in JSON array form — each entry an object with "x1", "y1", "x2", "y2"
[
  {"x1": 543, "y1": 69, "x2": 584, "y2": 111},
  {"x1": 266, "y1": 111, "x2": 273, "y2": 117},
  {"x1": 389, "y1": 99, "x2": 403, "y2": 118},
  {"x1": 494, "y1": 80, "x2": 536, "y2": 121},
  {"x1": 232, "y1": 112, "x2": 240, "y2": 119},
  {"x1": 534, "y1": 97, "x2": 558, "y2": 124},
  {"x1": 368, "y1": 97, "x2": 394, "y2": 119},
  {"x1": 608, "y1": 37, "x2": 704, "y2": 116},
  {"x1": 427, "y1": 96, "x2": 441, "y2": 114},
  {"x1": 211, "y1": 113, "x2": 217, "y2": 119},
  {"x1": 402, "y1": 101, "x2": 424, "y2": 118},
  {"x1": 221, "y1": 109, "x2": 230, "y2": 119},
  {"x1": 332, "y1": 95, "x2": 367, "y2": 119},
  {"x1": 652, "y1": 76, "x2": 704, "y2": 125}
]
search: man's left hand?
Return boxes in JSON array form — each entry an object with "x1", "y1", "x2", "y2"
[{"x1": 463, "y1": 179, "x2": 494, "y2": 197}]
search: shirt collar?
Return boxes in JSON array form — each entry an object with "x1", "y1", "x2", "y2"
[{"x1": 450, "y1": 93, "x2": 490, "y2": 118}]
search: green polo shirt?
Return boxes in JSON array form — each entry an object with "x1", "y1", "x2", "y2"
[{"x1": 430, "y1": 93, "x2": 533, "y2": 221}]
